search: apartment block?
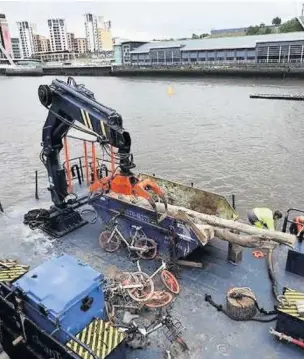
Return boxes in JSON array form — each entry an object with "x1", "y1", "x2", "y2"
[
  {"x1": 73, "y1": 38, "x2": 87, "y2": 54},
  {"x1": 33, "y1": 34, "x2": 50, "y2": 53},
  {"x1": 48, "y1": 18, "x2": 68, "y2": 51},
  {"x1": 67, "y1": 32, "x2": 75, "y2": 51},
  {"x1": 11, "y1": 37, "x2": 22, "y2": 58},
  {"x1": 84, "y1": 13, "x2": 99, "y2": 52},
  {"x1": 17, "y1": 21, "x2": 34, "y2": 58}
]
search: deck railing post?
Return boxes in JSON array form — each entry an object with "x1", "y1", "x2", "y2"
[{"x1": 35, "y1": 170, "x2": 39, "y2": 200}]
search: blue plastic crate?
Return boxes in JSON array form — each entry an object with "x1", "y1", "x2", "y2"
[{"x1": 12, "y1": 254, "x2": 105, "y2": 343}]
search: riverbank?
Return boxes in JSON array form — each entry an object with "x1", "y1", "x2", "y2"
[
  {"x1": 1, "y1": 63, "x2": 304, "y2": 78},
  {"x1": 111, "y1": 63, "x2": 304, "y2": 79}
]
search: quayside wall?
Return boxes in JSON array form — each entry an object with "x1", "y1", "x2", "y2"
[
  {"x1": 2, "y1": 64, "x2": 304, "y2": 78},
  {"x1": 111, "y1": 63, "x2": 304, "y2": 79},
  {"x1": 43, "y1": 66, "x2": 112, "y2": 76}
]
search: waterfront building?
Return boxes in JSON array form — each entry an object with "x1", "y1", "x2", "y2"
[
  {"x1": 98, "y1": 20, "x2": 113, "y2": 51},
  {"x1": 17, "y1": 21, "x2": 35, "y2": 58},
  {"x1": 11, "y1": 38, "x2": 22, "y2": 59},
  {"x1": 74, "y1": 38, "x2": 87, "y2": 54},
  {"x1": 119, "y1": 41, "x2": 147, "y2": 65},
  {"x1": 33, "y1": 35, "x2": 51, "y2": 53},
  {"x1": 48, "y1": 18, "x2": 68, "y2": 52},
  {"x1": 85, "y1": 13, "x2": 99, "y2": 53},
  {"x1": 33, "y1": 50, "x2": 75, "y2": 62},
  {"x1": 0, "y1": 14, "x2": 12, "y2": 58},
  {"x1": 67, "y1": 33, "x2": 75, "y2": 52},
  {"x1": 128, "y1": 32, "x2": 304, "y2": 66}
]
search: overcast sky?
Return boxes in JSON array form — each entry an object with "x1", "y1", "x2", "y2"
[{"x1": 0, "y1": 0, "x2": 302, "y2": 41}]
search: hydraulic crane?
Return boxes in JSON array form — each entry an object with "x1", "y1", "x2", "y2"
[{"x1": 26, "y1": 77, "x2": 166, "y2": 238}]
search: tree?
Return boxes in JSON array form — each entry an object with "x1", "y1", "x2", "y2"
[
  {"x1": 246, "y1": 26, "x2": 260, "y2": 35},
  {"x1": 264, "y1": 27, "x2": 272, "y2": 34},
  {"x1": 199, "y1": 33, "x2": 209, "y2": 38},
  {"x1": 192, "y1": 33, "x2": 199, "y2": 39},
  {"x1": 280, "y1": 18, "x2": 303, "y2": 33},
  {"x1": 272, "y1": 17, "x2": 282, "y2": 25}
]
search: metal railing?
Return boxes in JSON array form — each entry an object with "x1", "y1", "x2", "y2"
[{"x1": 62, "y1": 155, "x2": 114, "y2": 187}]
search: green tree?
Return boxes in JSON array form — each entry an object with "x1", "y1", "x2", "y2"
[
  {"x1": 272, "y1": 17, "x2": 282, "y2": 25},
  {"x1": 192, "y1": 33, "x2": 199, "y2": 39},
  {"x1": 264, "y1": 27, "x2": 272, "y2": 34},
  {"x1": 199, "y1": 33, "x2": 209, "y2": 38},
  {"x1": 246, "y1": 26, "x2": 260, "y2": 35},
  {"x1": 280, "y1": 18, "x2": 303, "y2": 33}
]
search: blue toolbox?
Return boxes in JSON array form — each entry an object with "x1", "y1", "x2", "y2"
[{"x1": 12, "y1": 254, "x2": 105, "y2": 343}]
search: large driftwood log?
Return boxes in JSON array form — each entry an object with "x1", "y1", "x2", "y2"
[
  {"x1": 156, "y1": 203, "x2": 296, "y2": 247},
  {"x1": 107, "y1": 193, "x2": 296, "y2": 248},
  {"x1": 175, "y1": 211, "x2": 279, "y2": 249}
]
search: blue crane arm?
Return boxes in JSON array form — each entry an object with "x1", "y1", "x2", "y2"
[{"x1": 38, "y1": 77, "x2": 135, "y2": 207}]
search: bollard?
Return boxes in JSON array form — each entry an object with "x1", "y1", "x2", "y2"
[
  {"x1": 35, "y1": 170, "x2": 39, "y2": 200},
  {"x1": 0, "y1": 201, "x2": 3, "y2": 213}
]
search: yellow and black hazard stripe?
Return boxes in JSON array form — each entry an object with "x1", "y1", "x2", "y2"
[
  {"x1": 66, "y1": 318, "x2": 125, "y2": 359},
  {"x1": 99, "y1": 120, "x2": 107, "y2": 139},
  {"x1": 278, "y1": 288, "x2": 304, "y2": 321},
  {"x1": 0, "y1": 265, "x2": 29, "y2": 282},
  {"x1": 80, "y1": 109, "x2": 108, "y2": 139},
  {"x1": 80, "y1": 109, "x2": 94, "y2": 131}
]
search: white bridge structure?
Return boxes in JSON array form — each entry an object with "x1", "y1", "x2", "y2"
[{"x1": 0, "y1": 41, "x2": 15, "y2": 67}]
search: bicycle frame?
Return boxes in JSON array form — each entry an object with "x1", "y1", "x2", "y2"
[
  {"x1": 109, "y1": 225, "x2": 149, "y2": 253},
  {"x1": 136, "y1": 260, "x2": 167, "y2": 279},
  {"x1": 138, "y1": 321, "x2": 163, "y2": 336}
]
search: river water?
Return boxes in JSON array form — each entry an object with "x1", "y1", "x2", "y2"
[
  {"x1": 0, "y1": 75, "x2": 304, "y2": 357},
  {"x1": 2, "y1": 76, "x2": 304, "y2": 213}
]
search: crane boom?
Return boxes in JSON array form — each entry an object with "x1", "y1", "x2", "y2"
[{"x1": 39, "y1": 77, "x2": 135, "y2": 207}]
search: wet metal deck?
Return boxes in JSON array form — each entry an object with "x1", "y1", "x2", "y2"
[{"x1": 1, "y1": 198, "x2": 304, "y2": 359}]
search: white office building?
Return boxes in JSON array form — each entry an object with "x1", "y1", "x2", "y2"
[
  {"x1": 16, "y1": 21, "x2": 34, "y2": 58},
  {"x1": 84, "y1": 13, "x2": 99, "y2": 53},
  {"x1": 48, "y1": 18, "x2": 68, "y2": 52}
]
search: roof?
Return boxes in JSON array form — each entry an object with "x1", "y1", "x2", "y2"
[
  {"x1": 121, "y1": 40, "x2": 147, "y2": 45},
  {"x1": 130, "y1": 31, "x2": 304, "y2": 54}
]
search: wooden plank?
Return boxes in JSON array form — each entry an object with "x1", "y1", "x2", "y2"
[{"x1": 176, "y1": 260, "x2": 203, "y2": 268}]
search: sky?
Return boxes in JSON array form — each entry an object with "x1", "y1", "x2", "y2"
[{"x1": 0, "y1": 0, "x2": 303, "y2": 41}]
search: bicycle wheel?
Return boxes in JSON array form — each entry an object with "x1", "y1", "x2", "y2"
[
  {"x1": 145, "y1": 291, "x2": 173, "y2": 308},
  {"x1": 127, "y1": 272, "x2": 154, "y2": 302},
  {"x1": 161, "y1": 270, "x2": 180, "y2": 294},
  {"x1": 134, "y1": 238, "x2": 158, "y2": 260},
  {"x1": 99, "y1": 230, "x2": 120, "y2": 252},
  {"x1": 176, "y1": 336, "x2": 189, "y2": 351}
]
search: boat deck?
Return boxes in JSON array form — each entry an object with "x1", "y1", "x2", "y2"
[{"x1": 1, "y1": 196, "x2": 304, "y2": 359}]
